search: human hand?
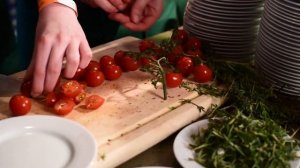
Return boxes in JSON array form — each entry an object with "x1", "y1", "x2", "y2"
[
  {"x1": 108, "y1": 0, "x2": 163, "y2": 31},
  {"x1": 24, "y1": 3, "x2": 92, "y2": 97},
  {"x1": 81, "y1": 0, "x2": 130, "y2": 12}
]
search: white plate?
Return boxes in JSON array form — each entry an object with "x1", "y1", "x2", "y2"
[
  {"x1": 0, "y1": 115, "x2": 97, "y2": 168},
  {"x1": 173, "y1": 119, "x2": 300, "y2": 168}
]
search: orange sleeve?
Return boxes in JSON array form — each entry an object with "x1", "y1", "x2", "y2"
[{"x1": 38, "y1": 0, "x2": 78, "y2": 15}]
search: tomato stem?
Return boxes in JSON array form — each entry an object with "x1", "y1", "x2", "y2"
[{"x1": 157, "y1": 57, "x2": 168, "y2": 100}]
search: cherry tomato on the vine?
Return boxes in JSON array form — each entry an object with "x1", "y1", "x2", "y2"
[
  {"x1": 139, "y1": 40, "x2": 156, "y2": 52},
  {"x1": 9, "y1": 95, "x2": 31, "y2": 116},
  {"x1": 114, "y1": 50, "x2": 125, "y2": 66},
  {"x1": 103, "y1": 64, "x2": 122, "y2": 80},
  {"x1": 185, "y1": 36, "x2": 202, "y2": 51},
  {"x1": 167, "y1": 45, "x2": 183, "y2": 65},
  {"x1": 85, "y1": 95, "x2": 105, "y2": 110},
  {"x1": 176, "y1": 57, "x2": 194, "y2": 76},
  {"x1": 100, "y1": 55, "x2": 115, "y2": 69},
  {"x1": 166, "y1": 72, "x2": 183, "y2": 88},
  {"x1": 121, "y1": 55, "x2": 140, "y2": 71},
  {"x1": 53, "y1": 98, "x2": 75, "y2": 115},
  {"x1": 84, "y1": 70, "x2": 105, "y2": 87},
  {"x1": 172, "y1": 29, "x2": 188, "y2": 44},
  {"x1": 193, "y1": 64, "x2": 213, "y2": 83},
  {"x1": 86, "y1": 60, "x2": 101, "y2": 72}
]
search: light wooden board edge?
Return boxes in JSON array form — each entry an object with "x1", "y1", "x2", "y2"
[{"x1": 94, "y1": 95, "x2": 224, "y2": 168}]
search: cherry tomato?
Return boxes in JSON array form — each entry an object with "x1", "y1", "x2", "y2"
[
  {"x1": 84, "y1": 70, "x2": 105, "y2": 87},
  {"x1": 185, "y1": 36, "x2": 202, "y2": 51},
  {"x1": 74, "y1": 90, "x2": 86, "y2": 104},
  {"x1": 99, "y1": 55, "x2": 115, "y2": 69},
  {"x1": 166, "y1": 72, "x2": 183, "y2": 88},
  {"x1": 85, "y1": 95, "x2": 105, "y2": 110},
  {"x1": 103, "y1": 64, "x2": 122, "y2": 80},
  {"x1": 176, "y1": 57, "x2": 194, "y2": 76},
  {"x1": 167, "y1": 45, "x2": 183, "y2": 65},
  {"x1": 9, "y1": 95, "x2": 31, "y2": 116},
  {"x1": 121, "y1": 55, "x2": 140, "y2": 71},
  {"x1": 139, "y1": 40, "x2": 156, "y2": 52},
  {"x1": 86, "y1": 60, "x2": 101, "y2": 72},
  {"x1": 61, "y1": 80, "x2": 81, "y2": 98},
  {"x1": 193, "y1": 64, "x2": 213, "y2": 83},
  {"x1": 53, "y1": 98, "x2": 75, "y2": 115},
  {"x1": 114, "y1": 50, "x2": 125, "y2": 66},
  {"x1": 71, "y1": 68, "x2": 86, "y2": 80},
  {"x1": 20, "y1": 80, "x2": 32, "y2": 97},
  {"x1": 45, "y1": 92, "x2": 59, "y2": 107},
  {"x1": 171, "y1": 29, "x2": 188, "y2": 44}
]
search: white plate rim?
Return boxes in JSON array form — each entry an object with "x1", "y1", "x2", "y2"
[
  {"x1": 173, "y1": 119, "x2": 300, "y2": 168},
  {"x1": 0, "y1": 115, "x2": 97, "y2": 168}
]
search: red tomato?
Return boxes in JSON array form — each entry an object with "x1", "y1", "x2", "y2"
[
  {"x1": 85, "y1": 95, "x2": 105, "y2": 110},
  {"x1": 172, "y1": 29, "x2": 188, "y2": 44},
  {"x1": 103, "y1": 64, "x2": 122, "y2": 80},
  {"x1": 84, "y1": 70, "x2": 105, "y2": 87},
  {"x1": 86, "y1": 60, "x2": 101, "y2": 72},
  {"x1": 166, "y1": 72, "x2": 183, "y2": 88},
  {"x1": 185, "y1": 36, "x2": 202, "y2": 51},
  {"x1": 74, "y1": 90, "x2": 86, "y2": 104},
  {"x1": 45, "y1": 92, "x2": 59, "y2": 107},
  {"x1": 53, "y1": 98, "x2": 75, "y2": 115},
  {"x1": 20, "y1": 80, "x2": 32, "y2": 97},
  {"x1": 139, "y1": 40, "x2": 156, "y2": 52},
  {"x1": 193, "y1": 64, "x2": 213, "y2": 83},
  {"x1": 61, "y1": 80, "x2": 81, "y2": 98},
  {"x1": 176, "y1": 57, "x2": 194, "y2": 76},
  {"x1": 121, "y1": 55, "x2": 140, "y2": 71},
  {"x1": 9, "y1": 95, "x2": 31, "y2": 116},
  {"x1": 114, "y1": 50, "x2": 125, "y2": 66},
  {"x1": 167, "y1": 45, "x2": 183, "y2": 65},
  {"x1": 99, "y1": 55, "x2": 115, "y2": 69},
  {"x1": 71, "y1": 68, "x2": 86, "y2": 80}
]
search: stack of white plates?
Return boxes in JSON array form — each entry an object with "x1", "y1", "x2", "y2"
[
  {"x1": 184, "y1": 0, "x2": 264, "y2": 60},
  {"x1": 255, "y1": 0, "x2": 300, "y2": 98}
]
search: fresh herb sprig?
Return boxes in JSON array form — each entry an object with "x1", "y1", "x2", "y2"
[{"x1": 191, "y1": 110, "x2": 300, "y2": 168}]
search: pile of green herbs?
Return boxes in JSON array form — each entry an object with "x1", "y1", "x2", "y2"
[{"x1": 188, "y1": 59, "x2": 300, "y2": 168}]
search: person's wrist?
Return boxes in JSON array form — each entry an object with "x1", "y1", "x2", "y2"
[{"x1": 38, "y1": 0, "x2": 78, "y2": 16}]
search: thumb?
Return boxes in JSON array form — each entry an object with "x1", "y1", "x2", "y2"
[{"x1": 130, "y1": 0, "x2": 150, "y2": 23}]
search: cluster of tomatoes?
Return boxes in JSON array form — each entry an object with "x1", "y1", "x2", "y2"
[
  {"x1": 9, "y1": 28, "x2": 213, "y2": 117},
  {"x1": 137, "y1": 29, "x2": 214, "y2": 88}
]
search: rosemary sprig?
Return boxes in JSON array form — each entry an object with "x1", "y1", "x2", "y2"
[{"x1": 190, "y1": 110, "x2": 300, "y2": 168}]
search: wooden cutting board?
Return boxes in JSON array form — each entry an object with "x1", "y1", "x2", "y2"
[{"x1": 0, "y1": 37, "x2": 223, "y2": 168}]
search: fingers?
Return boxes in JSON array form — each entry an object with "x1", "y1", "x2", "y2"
[
  {"x1": 31, "y1": 36, "x2": 52, "y2": 97},
  {"x1": 93, "y1": 0, "x2": 118, "y2": 13},
  {"x1": 109, "y1": 0, "x2": 128, "y2": 10},
  {"x1": 64, "y1": 41, "x2": 80, "y2": 78},
  {"x1": 108, "y1": 13, "x2": 131, "y2": 24},
  {"x1": 130, "y1": 0, "x2": 150, "y2": 23},
  {"x1": 79, "y1": 38, "x2": 92, "y2": 69},
  {"x1": 44, "y1": 41, "x2": 67, "y2": 93}
]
